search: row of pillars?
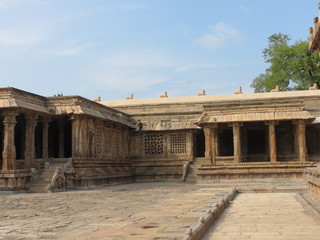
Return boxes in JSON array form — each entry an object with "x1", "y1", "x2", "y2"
[
  {"x1": 1, "y1": 112, "x2": 52, "y2": 171},
  {"x1": 204, "y1": 120, "x2": 308, "y2": 164}
]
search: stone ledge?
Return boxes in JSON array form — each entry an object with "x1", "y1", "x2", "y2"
[
  {"x1": 153, "y1": 188, "x2": 238, "y2": 240},
  {"x1": 296, "y1": 193, "x2": 320, "y2": 221}
]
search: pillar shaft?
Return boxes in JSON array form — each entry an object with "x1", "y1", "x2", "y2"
[
  {"x1": 24, "y1": 114, "x2": 37, "y2": 169},
  {"x1": 211, "y1": 125, "x2": 218, "y2": 165},
  {"x1": 297, "y1": 120, "x2": 308, "y2": 162},
  {"x1": 266, "y1": 121, "x2": 278, "y2": 163},
  {"x1": 204, "y1": 127, "x2": 212, "y2": 162},
  {"x1": 2, "y1": 114, "x2": 17, "y2": 170},
  {"x1": 232, "y1": 122, "x2": 242, "y2": 163},
  {"x1": 187, "y1": 131, "x2": 194, "y2": 159},
  {"x1": 71, "y1": 115, "x2": 81, "y2": 158}
]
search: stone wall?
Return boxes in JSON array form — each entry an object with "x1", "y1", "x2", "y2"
[
  {"x1": 305, "y1": 166, "x2": 320, "y2": 201},
  {"x1": 71, "y1": 116, "x2": 133, "y2": 187},
  {"x1": 130, "y1": 130, "x2": 194, "y2": 181}
]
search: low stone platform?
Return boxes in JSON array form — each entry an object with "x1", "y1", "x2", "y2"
[{"x1": 0, "y1": 181, "x2": 317, "y2": 240}]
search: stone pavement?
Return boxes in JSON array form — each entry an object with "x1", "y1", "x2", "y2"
[
  {"x1": 0, "y1": 182, "x2": 232, "y2": 240},
  {"x1": 0, "y1": 181, "x2": 318, "y2": 240},
  {"x1": 202, "y1": 192, "x2": 320, "y2": 240}
]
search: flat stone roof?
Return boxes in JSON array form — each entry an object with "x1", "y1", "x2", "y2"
[{"x1": 102, "y1": 90, "x2": 320, "y2": 107}]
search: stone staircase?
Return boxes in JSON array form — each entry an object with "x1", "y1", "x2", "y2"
[
  {"x1": 28, "y1": 161, "x2": 67, "y2": 193},
  {"x1": 185, "y1": 157, "x2": 210, "y2": 183}
]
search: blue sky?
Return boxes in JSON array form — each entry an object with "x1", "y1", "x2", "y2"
[{"x1": 0, "y1": 0, "x2": 319, "y2": 100}]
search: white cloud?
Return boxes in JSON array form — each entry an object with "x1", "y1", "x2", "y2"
[
  {"x1": 0, "y1": 0, "x2": 47, "y2": 10},
  {"x1": 0, "y1": 28, "x2": 45, "y2": 45},
  {"x1": 55, "y1": 43, "x2": 90, "y2": 56},
  {"x1": 0, "y1": 0, "x2": 18, "y2": 10},
  {"x1": 195, "y1": 22, "x2": 242, "y2": 49}
]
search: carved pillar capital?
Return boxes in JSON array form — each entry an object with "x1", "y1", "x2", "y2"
[
  {"x1": 228, "y1": 122, "x2": 243, "y2": 128},
  {"x1": 265, "y1": 120, "x2": 279, "y2": 126},
  {"x1": 203, "y1": 127, "x2": 212, "y2": 136}
]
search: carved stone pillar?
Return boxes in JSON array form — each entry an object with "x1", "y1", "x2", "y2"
[
  {"x1": 266, "y1": 121, "x2": 278, "y2": 163},
  {"x1": 231, "y1": 122, "x2": 242, "y2": 163},
  {"x1": 187, "y1": 131, "x2": 194, "y2": 159},
  {"x1": 204, "y1": 127, "x2": 212, "y2": 162},
  {"x1": 2, "y1": 113, "x2": 17, "y2": 170},
  {"x1": 24, "y1": 113, "x2": 37, "y2": 169},
  {"x1": 295, "y1": 120, "x2": 308, "y2": 162},
  {"x1": 42, "y1": 118, "x2": 50, "y2": 160},
  {"x1": 211, "y1": 124, "x2": 219, "y2": 165},
  {"x1": 71, "y1": 115, "x2": 81, "y2": 158},
  {"x1": 58, "y1": 119, "x2": 65, "y2": 158}
]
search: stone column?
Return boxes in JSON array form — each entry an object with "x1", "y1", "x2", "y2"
[
  {"x1": 266, "y1": 121, "x2": 278, "y2": 163},
  {"x1": 71, "y1": 115, "x2": 81, "y2": 158},
  {"x1": 24, "y1": 113, "x2": 37, "y2": 169},
  {"x1": 42, "y1": 118, "x2": 50, "y2": 160},
  {"x1": 211, "y1": 125, "x2": 219, "y2": 165},
  {"x1": 187, "y1": 131, "x2": 194, "y2": 159},
  {"x1": 58, "y1": 119, "x2": 65, "y2": 158},
  {"x1": 204, "y1": 127, "x2": 212, "y2": 162},
  {"x1": 2, "y1": 113, "x2": 17, "y2": 170},
  {"x1": 231, "y1": 122, "x2": 242, "y2": 163},
  {"x1": 295, "y1": 120, "x2": 308, "y2": 162}
]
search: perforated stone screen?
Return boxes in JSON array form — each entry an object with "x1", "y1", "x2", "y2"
[
  {"x1": 169, "y1": 133, "x2": 187, "y2": 154},
  {"x1": 144, "y1": 134, "x2": 164, "y2": 155}
]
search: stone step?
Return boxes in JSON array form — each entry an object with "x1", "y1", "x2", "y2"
[{"x1": 29, "y1": 161, "x2": 66, "y2": 193}]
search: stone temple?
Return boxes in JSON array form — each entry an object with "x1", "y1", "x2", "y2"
[
  {"x1": 0, "y1": 86, "x2": 319, "y2": 192},
  {"x1": 1, "y1": 3, "x2": 320, "y2": 240}
]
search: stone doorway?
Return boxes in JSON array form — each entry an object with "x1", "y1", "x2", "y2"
[
  {"x1": 218, "y1": 127, "x2": 233, "y2": 156},
  {"x1": 48, "y1": 116, "x2": 72, "y2": 159},
  {"x1": 247, "y1": 129, "x2": 266, "y2": 162},
  {"x1": 193, "y1": 130, "x2": 205, "y2": 157}
]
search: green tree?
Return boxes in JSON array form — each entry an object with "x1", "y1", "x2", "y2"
[{"x1": 251, "y1": 33, "x2": 320, "y2": 92}]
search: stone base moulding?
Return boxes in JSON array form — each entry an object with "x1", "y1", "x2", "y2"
[{"x1": 0, "y1": 170, "x2": 32, "y2": 191}]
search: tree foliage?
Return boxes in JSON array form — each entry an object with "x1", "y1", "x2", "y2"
[{"x1": 251, "y1": 33, "x2": 320, "y2": 92}]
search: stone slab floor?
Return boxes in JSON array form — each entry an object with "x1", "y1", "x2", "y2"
[
  {"x1": 0, "y1": 182, "x2": 232, "y2": 240},
  {"x1": 0, "y1": 182, "x2": 319, "y2": 240},
  {"x1": 202, "y1": 192, "x2": 320, "y2": 240}
]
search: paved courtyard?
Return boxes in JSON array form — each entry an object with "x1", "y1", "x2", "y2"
[
  {"x1": 0, "y1": 182, "x2": 232, "y2": 240},
  {"x1": 203, "y1": 192, "x2": 320, "y2": 240},
  {"x1": 0, "y1": 181, "x2": 319, "y2": 240}
]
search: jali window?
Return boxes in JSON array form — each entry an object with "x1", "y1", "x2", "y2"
[
  {"x1": 169, "y1": 133, "x2": 187, "y2": 154},
  {"x1": 144, "y1": 134, "x2": 163, "y2": 155}
]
